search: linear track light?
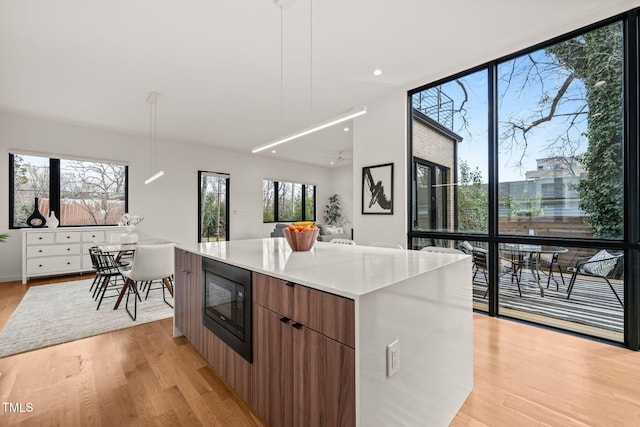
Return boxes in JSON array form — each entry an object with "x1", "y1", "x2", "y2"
[
  {"x1": 251, "y1": 107, "x2": 367, "y2": 154},
  {"x1": 144, "y1": 170, "x2": 165, "y2": 185},
  {"x1": 144, "y1": 92, "x2": 164, "y2": 185}
]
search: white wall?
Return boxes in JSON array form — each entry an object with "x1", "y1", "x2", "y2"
[
  {"x1": 0, "y1": 111, "x2": 345, "y2": 282},
  {"x1": 324, "y1": 164, "x2": 354, "y2": 237},
  {"x1": 352, "y1": 91, "x2": 407, "y2": 248}
]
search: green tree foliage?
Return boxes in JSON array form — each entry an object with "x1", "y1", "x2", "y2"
[
  {"x1": 457, "y1": 160, "x2": 487, "y2": 232},
  {"x1": 546, "y1": 24, "x2": 624, "y2": 238},
  {"x1": 201, "y1": 175, "x2": 227, "y2": 241},
  {"x1": 501, "y1": 193, "x2": 544, "y2": 217}
]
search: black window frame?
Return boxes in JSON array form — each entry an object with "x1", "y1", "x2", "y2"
[
  {"x1": 198, "y1": 170, "x2": 230, "y2": 242},
  {"x1": 407, "y1": 8, "x2": 640, "y2": 350},
  {"x1": 9, "y1": 153, "x2": 129, "y2": 229},
  {"x1": 263, "y1": 179, "x2": 316, "y2": 223},
  {"x1": 412, "y1": 157, "x2": 449, "y2": 231}
]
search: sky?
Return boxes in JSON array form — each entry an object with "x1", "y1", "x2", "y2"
[{"x1": 416, "y1": 48, "x2": 593, "y2": 183}]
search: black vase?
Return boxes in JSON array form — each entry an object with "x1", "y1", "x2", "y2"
[{"x1": 26, "y1": 197, "x2": 47, "y2": 228}]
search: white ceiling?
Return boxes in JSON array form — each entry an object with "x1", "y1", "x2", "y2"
[{"x1": 1, "y1": 0, "x2": 639, "y2": 168}]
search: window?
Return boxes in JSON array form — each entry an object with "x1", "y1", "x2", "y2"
[
  {"x1": 497, "y1": 20, "x2": 624, "y2": 240},
  {"x1": 413, "y1": 159, "x2": 449, "y2": 231},
  {"x1": 410, "y1": 68, "x2": 489, "y2": 234},
  {"x1": 262, "y1": 179, "x2": 316, "y2": 222},
  {"x1": 10, "y1": 153, "x2": 127, "y2": 228},
  {"x1": 408, "y1": 16, "x2": 630, "y2": 344},
  {"x1": 198, "y1": 171, "x2": 229, "y2": 242}
]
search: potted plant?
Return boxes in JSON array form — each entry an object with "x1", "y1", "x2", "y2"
[
  {"x1": 0, "y1": 233, "x2": 8, "y2": 243},
  {"x1": 323, "y1": 194, "x2": 343, "y2": 226}
]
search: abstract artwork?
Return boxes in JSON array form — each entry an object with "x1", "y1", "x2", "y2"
[{"x1": 362, "y1": 163, "x2": 393, "y2": 214}]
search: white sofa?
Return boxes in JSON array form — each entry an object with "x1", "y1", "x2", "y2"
[
  {"x1": 316, "y1": 224, "x2": 350, "y2": 242},
  {"x1": 270, "y1": 223, "x2": 349, "y2": 242}
]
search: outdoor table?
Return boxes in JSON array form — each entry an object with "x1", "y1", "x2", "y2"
[{"x1": 500, "y1": 243, "x2": 568, "y2": 297}]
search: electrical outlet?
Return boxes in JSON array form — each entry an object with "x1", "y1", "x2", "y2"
[{"x1": 386, "y1": 340, "x2": 400, "y2": 377}]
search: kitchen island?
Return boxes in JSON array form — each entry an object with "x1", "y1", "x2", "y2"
[{"x1": 174, "y1": 238, "x2": 472, "y2": 427}]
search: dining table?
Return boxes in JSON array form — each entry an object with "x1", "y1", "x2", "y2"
[
  {"x1": 500, "y1": 243, "x2": 568, "y2": 297},
  {"x1": 94, "y1": 237, "x2": 173, "y2": 309}
]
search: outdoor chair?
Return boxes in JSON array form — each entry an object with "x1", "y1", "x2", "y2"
[
  {"x1": 472, "y1": 248, "x2": 522, "y2": 298},
  {"x1": 566, "y1": 250, "x2": 624, "y2": 307},
  {"x1": 539, "y1": 252, "x2": 565, "y2": 291}
]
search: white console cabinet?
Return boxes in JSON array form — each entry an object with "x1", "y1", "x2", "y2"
[{"x1": 21, "y1": 226, "x2": 125, "y2": 284}]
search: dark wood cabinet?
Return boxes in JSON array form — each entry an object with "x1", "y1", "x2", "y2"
[
  {"x1": 252, "y1": 272, "x2": 356, "y2": 427},
  {"x1": 174, "y1": 249, "x2": 252, "y2": 403},
  {"x1": 174, "y1": 248, "x2": 202, "y2": 344},
  {"x1": 252, "y1": 304, "x2": 294, "y2": 427},
  {"x1": 293, "y1": 326, "x2": 356, "y2": 427}
]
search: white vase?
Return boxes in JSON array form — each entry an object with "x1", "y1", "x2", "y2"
[{"x1": 46, "y1": 211, "x2": 59, "y2": 228}]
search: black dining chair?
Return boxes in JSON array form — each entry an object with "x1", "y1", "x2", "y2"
[{"x1": 90, "y1": 247, "x2": 128, "y2": 310}]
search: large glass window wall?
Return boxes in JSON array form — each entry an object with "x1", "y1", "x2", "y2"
[{"x1": 408, "y1": 11, "x2": 638, "y2": 349}]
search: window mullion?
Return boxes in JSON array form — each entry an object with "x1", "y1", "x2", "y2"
[{"x1": 49, "y1": 158, "x2": 61, "y2": 220}]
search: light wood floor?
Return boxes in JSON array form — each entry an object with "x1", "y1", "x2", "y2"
[{"x1": 1, "y1": 276, "x2": 640, "y2": 426}]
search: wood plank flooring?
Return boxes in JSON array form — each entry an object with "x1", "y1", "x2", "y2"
[{"x1": 1, "y1": 275, "x2": 640, "y2": 426}]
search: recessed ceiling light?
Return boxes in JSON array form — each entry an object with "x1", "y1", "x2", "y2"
[
  {"x1": 271, "y1": 150, "x2": 277, "y2": 153},
  {"x1": 330, "y1": 161, "x2": 335, "y2": 165},
  {"x1": 343, "y1": 127, "x2": 349, "y2": 132},
  {"x1": 373, "y1": 69, "x2": 382, "y2": 76}
]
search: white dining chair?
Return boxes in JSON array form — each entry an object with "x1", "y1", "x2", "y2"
[
  {"x1": 369, "y1": 241, "x2": 404, "y2": 250},
  {"x1": 330, "y1": 238, "x2": 356, "y2": 245},
  {"x1": 420, "y1": 246, "x2": 464, "y2": 254},
  {"x1": 116, "y1": 243, "x2": 175, "y2": 320}
]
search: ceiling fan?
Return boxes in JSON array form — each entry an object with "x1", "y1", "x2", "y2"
[{"x1": 324, "y1": 150, "x2": 352, "y2": 165}]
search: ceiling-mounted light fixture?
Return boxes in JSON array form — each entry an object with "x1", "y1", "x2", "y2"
[
  {"x1": 144, "y1": 92, "x2": 164, "y2": 185},
  {"x1": 252, "y1": 107, "x2": 366, "y2": 153},
  {"x1": 252, "y1": 0, "x2": 366, "y2": 154}
]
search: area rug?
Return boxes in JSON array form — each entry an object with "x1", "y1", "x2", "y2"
[
  {"x1": 473, "y1": 272, "x2": 624, "y2": 333},
  {"x1": 0, "y1": 279, "x2": 173, "y2": 358}
]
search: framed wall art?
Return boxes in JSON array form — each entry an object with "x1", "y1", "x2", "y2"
[{"x1": 362, "y1": 163, "x2": 393, "y2": 214}]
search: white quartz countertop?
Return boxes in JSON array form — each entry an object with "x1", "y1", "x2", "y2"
[{"x1": 177, "y1": 238, "x2": 469, "y2": 299}]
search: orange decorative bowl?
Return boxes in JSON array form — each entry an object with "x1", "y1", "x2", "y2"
[{"x1": 283, "y1": 228, "x2": 319, "y2": 251}]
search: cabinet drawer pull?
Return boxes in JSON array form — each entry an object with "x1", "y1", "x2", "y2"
[
  {"x1": 66, "y1": 236, "x2": 71, "y2": 239},
  {"x1": 38, "y1": 264, "x2": 43, "y2": 268},
  {"x1": 292, "y1": 322, "x2": 302, "y2": 329},
  {"x1": 280, "y1": 317, "x2": 290, "y2": 323},
  {"x1": 285, "y1": 281, "x2": 295, "y2": 287},
  {"x1": 182, "y1": 269, "x2": 191, "y2": 275},
  {"x1": 38, "y1": 237, "x2": 43, "y2": 240},
  {"x1": 67, "y1": 248, "x2": 71, "y2": 251},
  {"x1": 38, "y1": 249, "x2": 43, "y2": 253},
  {"x1": 67, "y1": 262, "x2": 71, "y2": 265}
]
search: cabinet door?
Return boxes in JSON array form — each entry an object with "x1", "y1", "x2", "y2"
[
  {"x1": 253, "y1": 272, "x2": 294, "y2": 318},
  {"x1": 293, "y1": 326, "x2": 356, "y2": 427},
  {"x1": 252, "y1": 304, "x2": 294, "y2": 427},
  {"x1": 293, "y1": 285, "x2": 355, "y2": 348},
  {"x1": 174, "y1": 249, "x2": 202, "y2": 342}
]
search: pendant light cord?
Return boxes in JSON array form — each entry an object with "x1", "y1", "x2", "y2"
[
  {"x1": 309, "y1": 0, "x2": 313, "y2": 125},
  {"x1": 149, "y1": 98, "x2": 153, "y2": 172},
  {"x1": 280, "y1": 5, "x2": 284, "y2": 138}
]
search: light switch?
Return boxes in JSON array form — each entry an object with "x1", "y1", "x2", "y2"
[{"x1": 386, "y1": 339, "x2": 400, "y2": 377}]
